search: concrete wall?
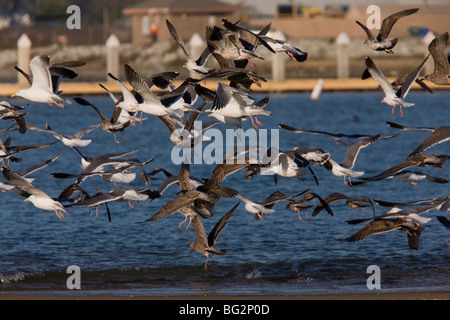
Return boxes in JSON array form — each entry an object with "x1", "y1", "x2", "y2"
[{"x1": 0, "y1": 25, "x2": 131, "y2": 47}]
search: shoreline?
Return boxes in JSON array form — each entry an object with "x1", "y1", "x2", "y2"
[
  {"x1": 1, "y1": 291, "x2": 449, "y2": 300},
  {"x1": 1, "y1": 78, "x2": 449, "y2": 97}
]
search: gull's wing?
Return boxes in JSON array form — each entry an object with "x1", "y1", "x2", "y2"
[
  {"x1": 8, "y1": 139, "x2": 58, "y2": 154},
  {"x1": 341, "y1": 134, "x2": 381, "y2": 169},
  {"x1": 50, "y1": 60, "x2": 85, "y2": 75},
  {"x1": 71, "y1": 189, "x2": 126, "y2": 207},
  {"x1": 124, "y1": 64, "x2": 161, "y2": 105},
  {"x1": 26, "y1": 121, "x2": 63, "y2": 140},
  {"x1": 166, "y1": 19, "x2": 195, "y2": 63},
  {"x1": 262, "y1": 190, "x2": 305, "y2": 207},
  {"x1": 386, "y1": 121, "x2": 436, "y2": 131},
  {"x1": 355, "y1": 20, "x2": 374, "y2": 40},
  {"x1": 107, "y1": 72, "x2": 138, "y2": 105},
  {"x1": 428, "y1": 32, "x2": 450, "y2": 77},
  {"x1": 437, "y1": 216, "x2": 450, "y2": 229},
  {"x1": 144, "y1": 71, "x2": 179, "y2": 90},
  {"x1": 29, "y1": 55, "x2": 53, "y2": 91},
  {"x1": 158, "y1": 115, "x2": 177, "y2": 135},
  {"x1": 14, "y1": 65, "x2": 33, "y2": 85},
  {"x1": 184, "y1": 101, "x2": 207, "y2": 133},
  {"x1": 19, "y1": 152, "x2": 62, "y2": 178},
  {"x1": 378, "y1": 8, "x2": 419, "y2": 41},
  {"x1": 364, "y1": 56, "x2": 396, "y2": 97},
  {"x1": 221, "y1": 19, "x2": 275, "y2": 54},
  {"x1": 397, "y1": 54, "x2": 429, "y2": 99},
  {"x1": 373, "y1": 198, "x2": 437, "y2": 209},
  {"x1": 136, "y1": 190, "x2": 207, "y2": 223},
  {"x1": 72, "y1": 124, "x2": 100, "y2": 139},
  {"x1": 49, "y1": 66, "x2": 81, "y2": 80},
  {"x1": 195, "y1": 46, "x2": 211, "y2": 68},
  {"x1": 191, "y1": 214, "x2": 209, "y2": 248},
  {"x1": 73, "y1": 97, "x2": 110, "y2": 124},
  {"x1": 207, "y1": 202, "x2": 239, "y2": 248},
  {"x1": 358, "y1": 157, "x2": 423, "y2": 182},
  {"x1": 1, "y1": 166, "x2": 46, "y2": 197},
  {"x1": 178, "y1": 163, "x2": 192, "y2": 192},
  {"x1": 212, "y1": 82, "x2": 234, "y2": 110},
  {"x1": 414, "y1": 77, "x2": 434, "y2": 93},
  {"x1": 99, "y1": 83, "x2": 118, "y2": 103},
  {"x1": 312, "y1": 192, "x2": 350, "y2": 217},
  {"x1": 409, "y1": 126, "x2": 450, "y2": 156},
  {"x1": 345, "y1": 218, "x2": 403, "y2": 242},
  {"x1": 278, "y1": 123, "x2": 370, "y2": 139}
]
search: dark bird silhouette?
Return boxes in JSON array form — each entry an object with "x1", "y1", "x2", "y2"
[{"x1": 74, "y1": 97, "x2": 130, "y2": 145}]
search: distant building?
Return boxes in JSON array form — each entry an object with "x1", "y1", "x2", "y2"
[
  {"x1": 0, "y1": 11, "x2": 31, "y2": 29},
  {"x1": 123, "y1": 0, "x2": 241, "y2": 45},
  {"x1": 250, "y1": 4, "x2": 450, "y2": 39}
]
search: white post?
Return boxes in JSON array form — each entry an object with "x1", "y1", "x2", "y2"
[
  {"x1": 336, "y1": 32, "x2": 351, "y2": 79},
  {"x1": 272, "y1": 30, "x2": 286, "y2": 83},
  {"x1": 422, "y1": 30, "x2": 436, "y2": 77},
  {"x1": 310, "y1": 78, "x2": 324, "y2": 100},
  {"x1": 189, "y1": 32, "x2": 205, "y2": 64},
  {"x1": 106, "y1": 34, "x2": 121, "y2": 83},
  {"x1": 17, "y1": 33, "x2": 31, "y2": 88}
]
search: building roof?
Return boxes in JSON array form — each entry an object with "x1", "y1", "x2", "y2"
[{"x1": 123, "y1": 0, "x2": 240, "y2": 15}]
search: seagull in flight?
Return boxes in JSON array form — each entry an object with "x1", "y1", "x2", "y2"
[
  {"x1": 356, "y1": 8, "x2": 419, "y2": 54},
  {"x1": 364, "y1": 55, "x2": 429, "y2": 116}
]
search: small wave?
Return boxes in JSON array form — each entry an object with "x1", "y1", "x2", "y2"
[
  {"x1": 0, "y1": 271, "x2": 45, "y2": 285},
  {"x1": 1, "y1": 272, "x2": 29, "y2": 284},
  {"x1": 246, "y1": 268, "x2": 263, "y2": 279},
  {"x1": 289, "y1": 271, "x2": 314, "y2": 284}
]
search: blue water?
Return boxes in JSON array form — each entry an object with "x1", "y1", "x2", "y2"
[{"x1": 0, "y1": 89, "x2": 449, "y2": 297}]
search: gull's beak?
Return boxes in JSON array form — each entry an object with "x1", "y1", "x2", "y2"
[
  {"x1": 11, "y1": 93, "x2": 16, "y2": 97},
  {"x1": 204, "y1": 109, "x2": 211, "y2": 112},
  {"x1": 131, "y1": 107, "x2": 136, "y2": 111},
  {"x1": 207, "y1": 114, "x2": 213, "y2": 117},
  {"x1": 24, "y1": 198, "x2": 29, "y2": 202}
]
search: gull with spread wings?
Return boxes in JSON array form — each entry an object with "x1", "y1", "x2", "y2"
[
  {"x1": 356, "y1": 8, "x2": 419, "y2": 54},
  {"x1": 364, "y1": 55, "x2": 429, "y2": 116}
]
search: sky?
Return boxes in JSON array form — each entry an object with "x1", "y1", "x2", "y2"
[{"x1": 221, "y1": 0, "x2": 450, "y2": 16}]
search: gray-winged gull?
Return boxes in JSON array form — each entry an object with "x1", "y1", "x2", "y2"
[
  {"x1": 424, "y1": 32, "x2": 450, "y2": 85},
  {"x1": 364, "y1": 55, "x2": 429, "y2": 116},
  {"x1": 188, "y1": 202, "x2": 239, "y2": 269},
  {"x1": 355, "y1": 8, "x2": 419, "y2": 54},
  {"x1": 2, "y1": 166, "x2": 71, "y2": 220},
  {"x1": 12, "y1": 55, "x2": 70, "y2": 108}
]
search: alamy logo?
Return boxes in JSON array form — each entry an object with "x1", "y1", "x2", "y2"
[
  {"x1": 170, "y1": 122, "x2": 280, "y2": 165},
  {"x1": 66, "y1": 265, "x2": 81, "y2": 289},
  {"x1": 366, "y1": 5, "x2": 381, "y2": 29},
  {"x1": 66, "y1": 5, "x2": 81, "y2": 30},
  {"x1": 366, "y1": 265, "x2": 381, "y2": 289}
]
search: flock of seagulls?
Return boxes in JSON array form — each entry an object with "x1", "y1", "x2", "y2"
[{"x1": 1, "y1": 12, "x2": 449, "y2": 269}]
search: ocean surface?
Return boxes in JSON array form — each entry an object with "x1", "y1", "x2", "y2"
[{"x1": 0, "y1": 89, "x2": 449, "y2": 298}]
